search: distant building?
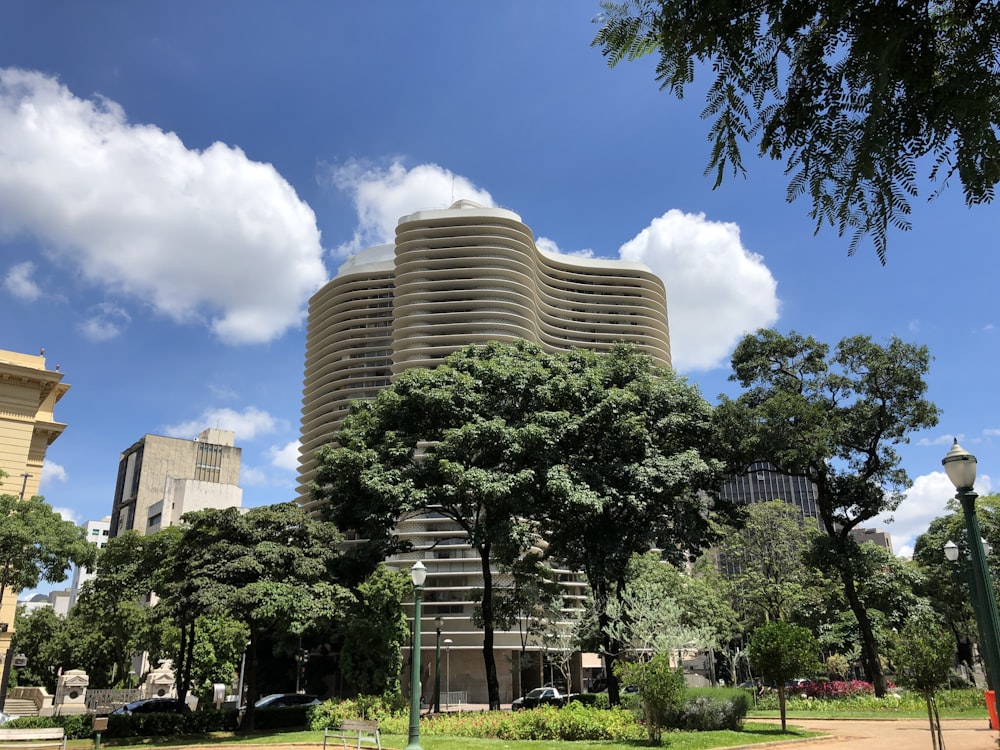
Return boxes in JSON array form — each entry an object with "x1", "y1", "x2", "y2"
[
  {"x1": 17, "y1": 590, "x2": 71, "y2": 619},
  {"x1": 850, "y1": 527, "x2": 894, "y2": 554},
  {"x1": 0, "y1": 348, "x2": 69, "y2": 695},
  {"x1": 717, "y1": 460, "x2": 820, "y2": 520},
  {"x1": 109, "y1": 428, "x2": 243, "y2": 538},
  {"x1": 68, "y1": 516, "x2": 111, "y2": 608}
]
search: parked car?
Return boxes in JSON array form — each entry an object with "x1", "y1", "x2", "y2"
[
  {"x1": 253, "y1": 693, "x2": 320, "y2": 709},
  {"x1": 511, "y1": 686, "x2": 570, "y2": 710},
  {"x1": 0, "y1": 712, "x2": 18, "y2": 725},
  {"x1": 110, "y1": 698, "x2": 190, "y2": 715}
]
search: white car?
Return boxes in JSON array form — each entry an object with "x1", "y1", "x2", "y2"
[{"x1": 0, "y1": 713, "x2": 18, "y2": 725}]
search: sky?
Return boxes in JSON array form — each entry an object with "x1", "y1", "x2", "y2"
[{"x1": 1, "y1": 3, "x2": 997, "y2": 566}]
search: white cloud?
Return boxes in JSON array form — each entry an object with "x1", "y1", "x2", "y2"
[
  {"x1": 163, "y1": 406, "x2": 282, "y2": 441},
  {"x1": 330, "y1": 160, "x2": 494, "y2": 255},
  {"x1": 618, "y1": 210, "x2": 780, "y2": 372},
  {"x1": 78, "y1": 302, "x2": 131, "y2": 341},
  {"x1": 0, "y1": 68, "x2": 327, "y2": 344},
  {"x1": 536, "y1": 236, "x2": 594, "y2": 259},
  {"x1": 918, "y1": 433, "x2": 965, "y2": 447},
  {"x1": 4, "y1": 261, "x2": 41, "y2": 300},
  {"x1": 40, "y1": 459, "x2": 67, "y2": 486},
  {"x1": 240, "y1": 465, "x2": 269, "y2": 487},
  {"x1": 268, "y1": 440, "x2": 300, "y2": 472},
  {"x1": 875, "y1": 470, "x2": 994, "y2": 559},
  {"x1": 51, "y1": 506, "x2": 79, "y2": 524}
]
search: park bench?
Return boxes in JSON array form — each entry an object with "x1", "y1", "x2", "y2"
[
  {"x1": 0, "y1": 727, "x2": 67, "y2": 749},
  {"x1": 323, "y1": 718, "x2": 381, "y2": 749}
]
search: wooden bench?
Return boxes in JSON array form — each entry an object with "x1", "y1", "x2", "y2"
[
  {"x1": 0, "y1": 728, "x2": 67, "y2": 749},
  {"x1": 323, "y1": 719, "x2": 381, "y2": 749}
]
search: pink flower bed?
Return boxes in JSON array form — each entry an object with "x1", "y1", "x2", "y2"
[{"x1": 802, "y1": 680, "x2": 875, "y2": 699}]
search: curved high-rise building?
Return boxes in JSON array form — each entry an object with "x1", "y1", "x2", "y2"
[
  {"x1": 297, "y1": 200, "x2": 671, "y2": 702},
  {"x1": 299, "y1": 201, "x2": 670, "y2": 504}
]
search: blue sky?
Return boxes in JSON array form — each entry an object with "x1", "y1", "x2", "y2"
[{"x1": 1, "y1": 2, "x2": 996, "y2": 562}]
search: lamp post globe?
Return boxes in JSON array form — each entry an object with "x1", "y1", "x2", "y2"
[{"x1": 406, "y1": 561, "x2": 426, "y2": 750}]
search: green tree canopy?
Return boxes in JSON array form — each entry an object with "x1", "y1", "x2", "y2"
[
  {"x1": 593, "y1": 0, "x2": 1000, "y2": 261},
  {"x1": 892, "y1": 612, "x2": 955, "y2": 750},
  {"x1": 158, "y1": 503, "x2": 351, "y2": 731},
  {"x1": 717, "y1": 499, "x2": 821, "y2": 627},
  {"x1": 0, "y1": 493, "x2": 96, "y2": 608},
  {"x1": 716, "y1": 329, "x2": 939, "y2": 696},
  {"x1": 748, "y1": 621, "x2": 821, "y2": 731}
]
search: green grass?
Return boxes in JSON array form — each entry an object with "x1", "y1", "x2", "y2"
[{"x1": 76, "y1": 723, "x2": 821, "y2": 750}]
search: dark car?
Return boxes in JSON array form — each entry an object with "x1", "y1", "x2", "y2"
[
  {"x1": 511, "y1": 687, "x2": 569, "y2": 710},
  {"x1": 110, "y1": 698, "x2": 190, "y2": 715},
  {"x1": 254, "y1": 693, "x2": 320, "y2": 709}
]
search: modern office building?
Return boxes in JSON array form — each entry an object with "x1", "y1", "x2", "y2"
[
  {"x1": 850, "y1": 527, "x2": 894, "y2": 553},
  {"x1": 68, "y1": 516, "x2": 111, "y2": 608},
  {"x1": 717, "y1": 460, "x2": 821, "y2": 520},
  {"x1": 108, "y1": 428, "x2": 243, "y2": 538},
  {"x1": 297, "y1": 200, "x2": 672, "y2": 702},
  {"x1": 0, "y1": 348, "x2": 69, "y2": 703}
]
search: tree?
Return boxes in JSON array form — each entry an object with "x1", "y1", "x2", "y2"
[
  {"x1": 892, "y1": 613, "x2": 955, "y2": 750},
  {"x1": 616, "y1": 652, "x2": 687, "y2": 747},
  {"x1": 716, "y1": 329, "x2": 939, "y2": 696},
  {"x1": 11, "y1": 605, "x2": 65, "y2": 691},
  {"x1": 0, "y1": 494, "x2": 96, "y2": 608},
  {"x1": 338, "y1": 565, "x2": 409, "y2": 696},
  {"x1": 314, "y1": 339, "x2": 577, "y2": 711},
  {"x1": 593, "y1": 0, "x2": 1000, "y2": 262},
  {"x1": 537, "y1": 346, "x2": 730, "y2": 705},
  {"x1": 717, "y1": 500, "x2": 821, "y2": 626},
  {"x1": 158, "y1": 503, "x2": 351, "y2": 731},
  {"x1": 748, "y1": 621, "x2": 820, "y2": 732}
]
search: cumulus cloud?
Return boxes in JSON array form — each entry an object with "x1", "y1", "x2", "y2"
[
  {"x1": 52, "y1": 506, "x2": 80, "y2": 524},
  {"x1": 240, "y1": 465, "x2": 269, "y2": 487},
  {"x1": 0, "y1": 68, "x2": 327, "y2": 344},
  {"x1": 618, "y1": 210, "x2": 780, "y2": 372},
  {"x1": 40, "y1": 459, "x2": 67, "y2": 486},
  {"x1": 918, "y1": 433, "x2": 966, "y2": 447},
  {"x1": 78, "y1": 302, "x2": 131, "y2": 341},
  {"x1": 536, "y1": 236, "x2": 594, "y2": 259},
  {"x1": 4, "y1": 261, "x2": 41, "y2": 300},
  {"x1": 330, "y1": 160, "x2": 494, "y2": 255},
  {"x1": 163, "y1": 406, "x2": 282, "y2": 441},
  {"x1": 268, "y1": 440, "x2": 300, "y2": 472},
  {"x1": 875, "y1": 470, "x2": 994, "y2": 558}
]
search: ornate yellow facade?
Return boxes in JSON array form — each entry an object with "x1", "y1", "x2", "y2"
[{"x1": 0, "y1": 349, "x2": 69, "y2": 656}]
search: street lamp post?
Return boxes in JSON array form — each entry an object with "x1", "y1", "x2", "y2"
[
  {"x1": 433, "y1": 617, "x2": 443, "y2": 713},
  {"x1": 942, "y1": 441, "x2": 1000, "y2": 694},
  {"x1": 443, "y1": 638, "x2": 453, "y2": 710},
  {"x1": 406, "y1": 561, "x2": 427, "y2": 750}
]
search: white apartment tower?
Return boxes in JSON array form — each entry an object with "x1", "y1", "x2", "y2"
[{"x1": 297, "y1": 201, "x2": 672, "y2": 702}]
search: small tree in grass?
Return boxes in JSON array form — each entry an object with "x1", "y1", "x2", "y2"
[
  {"x1": 616, "y1": 652, "x2": 687, "y2": 746},
  {"x1": 892, "y1": 613, "x2": 954, "y2": 750},
  {"x1": 748, "y1": 621, "x2": 820, "y2": 731}
]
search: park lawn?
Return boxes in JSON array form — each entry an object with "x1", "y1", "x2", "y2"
[{"x1": 75, "y1": 723, "x2": 821, "y2": 749}]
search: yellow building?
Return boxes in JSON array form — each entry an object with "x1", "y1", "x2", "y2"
[{"x1": 0, "y1": 349, "x2": 69, "y2": 676}]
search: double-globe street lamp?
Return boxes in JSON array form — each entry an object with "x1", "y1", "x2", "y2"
[
  {"x1": 406, "y1": 560, "x2": 427, "y2": 750},
  {"x1": 941, "y1": 441, "x2": 1000, "y2": 695}
]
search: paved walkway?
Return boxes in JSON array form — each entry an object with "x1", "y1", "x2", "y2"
[{"x1": 746, "y1": 718, "x2": 998, "y2": 750}]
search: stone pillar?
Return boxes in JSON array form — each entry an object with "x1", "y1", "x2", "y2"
[{"x1": 54, "y1": 669, "x2": 89, "y2": 715}]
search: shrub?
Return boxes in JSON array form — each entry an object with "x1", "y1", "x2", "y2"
[
  {"x1": 803, "y1": 680, "x2": 875, "y2": 699},
  {"x1": 4, "y1": 714, "x2": 93, "y2": 740},
  {"x1": 308, "y1": 692, "x2": 407, "y2": 731},
  {"x1": 661, "y1": 688, "x2": 749, "y2": 731},
  {"x1": 250, "y1": 704, "x2": 312, "y2": 730}
]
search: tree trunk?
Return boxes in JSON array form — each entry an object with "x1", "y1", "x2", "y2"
[
  {"x1": 840, "y1": 569, "x2": 887, "y2": 696},
  {"x1": 181, "y1": 620, "x2": 196, "y2": 703},
  {"x1": 478, "y1": 545, "x2": 501, "y2": 710},
  {"x1": 176, "y1": 617, "x2": 188, "y2": 701},
  {"x1": 778, "y1": 686, "x2": 787, "y2": 732},
  {"x1": 240, "y1": 631, "x2": 259, "y2": 733}
]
